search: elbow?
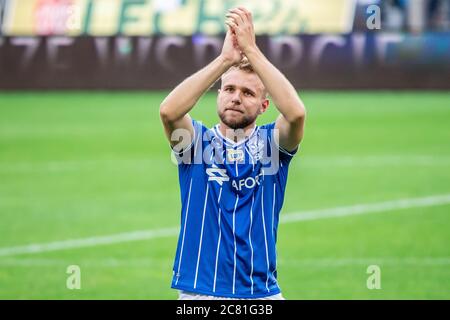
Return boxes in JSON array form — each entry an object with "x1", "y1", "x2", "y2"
[
  {"x1": 287, "y1": 102, "x2": 306, "y2": 124},
  {"x1": 159, "y1": 103, "x2": 174, "y2": 123}
]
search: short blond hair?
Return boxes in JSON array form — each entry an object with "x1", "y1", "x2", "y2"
[
  {"x1": 233, "y1": 57, "x2": 254, "y2": 73},
  {"x1": 222, "y1": 57, "x2": 267, "y2": 98}
]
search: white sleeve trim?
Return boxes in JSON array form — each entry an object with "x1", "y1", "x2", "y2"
[{"x1": 270, "y1": 126, "x2": 299, "y2": 157}]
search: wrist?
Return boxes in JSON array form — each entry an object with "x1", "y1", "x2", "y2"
[
  {"x1": 218, "y1": 54, "x2": 237, "y2": 69},
  {"x1": 242, "y1": 44, "x2": 260, "y2": 59}
]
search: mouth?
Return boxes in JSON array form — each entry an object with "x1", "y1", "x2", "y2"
[{"x1": 225, "y1": 108, "x2": 244, "y2": 114}]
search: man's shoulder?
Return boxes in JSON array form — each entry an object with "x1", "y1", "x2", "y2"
[
  {"x1": 257, "y1": 122, "x2": 276, "y2": 131},
  {"x1": 191, "y1": 119, "x2": 214, "y2": 131}
]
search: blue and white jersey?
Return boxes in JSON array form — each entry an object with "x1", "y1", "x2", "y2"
[{"x1": 171, "y1": 119, "x2": 297, "y2": 298}]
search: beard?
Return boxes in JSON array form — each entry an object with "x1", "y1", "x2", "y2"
[{"x1": 218, "y1": 109, "x2": 257, "y2": 130}]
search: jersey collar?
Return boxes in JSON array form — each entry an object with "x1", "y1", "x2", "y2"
[{"x1": 213, "y1": 124, "x2": 259, "y2": 147}]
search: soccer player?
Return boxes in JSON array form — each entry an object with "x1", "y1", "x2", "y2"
[{"x1": 160, "y1": 7, "x2": 306, "y2": 300}]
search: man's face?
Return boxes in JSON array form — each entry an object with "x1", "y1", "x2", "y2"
[{"x1": 217, "y1": 69, "x2": 268, "y2": 130}]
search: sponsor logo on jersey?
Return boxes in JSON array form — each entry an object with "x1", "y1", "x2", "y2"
[
  {"x1": 231, "y1": 172, "x2": 264, "y2": 191},
  {"x1": 206, "y1": 165, "x2": 229, "y2": 185},
  {"x1": 207, "y1": 165, "x2": 263, "y2": 191}
]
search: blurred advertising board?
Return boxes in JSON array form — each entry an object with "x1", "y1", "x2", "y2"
[
  {"x1": 1, "y1": 0, "x2": 356, "y2": 36},
  {"x1": 0, "y1": 32, "x2": 449, "y2": 89}
]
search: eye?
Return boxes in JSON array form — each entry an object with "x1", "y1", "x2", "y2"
[
  {"x1": 244, "y1": 91, "x2": 255, "y2": 97},
  {"x1": 225, "y1": 87, "x2": 234, "y2": 92}
]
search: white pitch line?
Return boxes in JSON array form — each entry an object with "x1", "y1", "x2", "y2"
[
  {"x1": 279, "y1": 193, "x2": 450, "y2": 223},
  {"x1": 0, "y1": 194, "x2": 449, "y2": 257},
  {"x1": 1, "y1": 257, "x2": 449, "y2": 268},
  {"x1": 0, "y1": 227, "x2": 179, "y2": 257}
]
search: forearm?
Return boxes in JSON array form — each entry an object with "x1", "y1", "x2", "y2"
[
  {"x1": 245, "y1": 46, "x2": 305, "y2": 122},
  {"x1": 160, "y1": 55, "x2": 233, "y2": 122}
]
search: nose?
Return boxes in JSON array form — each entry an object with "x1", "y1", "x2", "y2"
[{"x1": 231, "y1": 91, "x2": 241, "y2": 105}]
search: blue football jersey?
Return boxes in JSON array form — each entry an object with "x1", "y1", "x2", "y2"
[{"x1": 170, "y1": 119, "x2": 297, "y2": 298}]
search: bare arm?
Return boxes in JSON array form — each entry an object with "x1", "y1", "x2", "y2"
[
  {"x1": 159, "y1": 30, "x2": 242, "y2": 150},
  {"x1": 226, "y1": 7, "x2": 306, "y2": 151}
]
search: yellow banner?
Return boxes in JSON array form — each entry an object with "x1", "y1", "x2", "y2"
[{"x1": 2, "y1": 0, "x2": 356, "y2": 36}]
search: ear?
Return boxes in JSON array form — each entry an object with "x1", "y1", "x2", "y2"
[{"x1": 259, "y1": 99, "x2": 269, "y2": 114}]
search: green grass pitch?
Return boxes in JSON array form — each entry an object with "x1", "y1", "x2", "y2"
[{"x1": 0, "y1": 91, "x2": 449, "y2": 299}]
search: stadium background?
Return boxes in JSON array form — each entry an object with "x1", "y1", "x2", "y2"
[{"x1": 0, "y1": 0, "x2": 449, "y2": 299}]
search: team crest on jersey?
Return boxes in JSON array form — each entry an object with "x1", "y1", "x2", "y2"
[
  {"x1": 247, "y1": 136, "x2": 265, "y2": 161},
  {"x1": 226, "y1": 148, "x2": 244, "y2": 162}
]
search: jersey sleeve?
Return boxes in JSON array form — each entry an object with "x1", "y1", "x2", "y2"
[
  {"x1": 171, "y1": 119, "x2": 207, "y2": 165},
  {"x1": 263, "y1": 122, "x2": 299, "y2": 164},
  {"x1": 258, "y1": 122, "x2": 299, "y2": 190}
]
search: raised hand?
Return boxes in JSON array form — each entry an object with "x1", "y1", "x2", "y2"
[
  {"x1": 225, "y1": 7, "x2": 256, "y2": 54},
  {"x1": 221, "y1": 26, "x2": 243, "y2": 66}
]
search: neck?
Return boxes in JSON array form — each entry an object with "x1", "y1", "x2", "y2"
[{"x1": 219, "y1": 121, "x2": 256, "y2": 143}]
